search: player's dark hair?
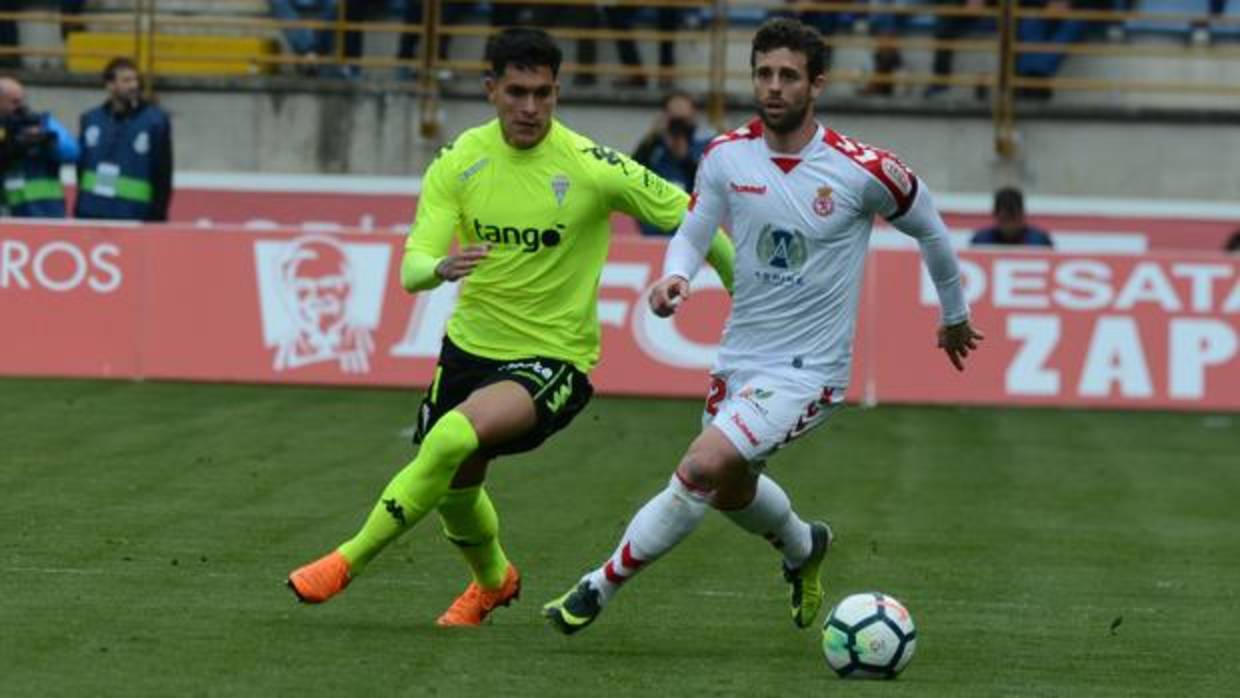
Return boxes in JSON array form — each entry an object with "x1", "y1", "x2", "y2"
[
  {"x1": 485, "y1": 27, "x2": 562, "y2": 79},
  {"x1": 103, "y1": 56, "x2": 139, "y2": 83},
  {"x1": 993, "y1": 187, "x2": 1025, "y2": 217},
  {"x1": 750, "y1": 17, "x2": 827, "y2": 81}
]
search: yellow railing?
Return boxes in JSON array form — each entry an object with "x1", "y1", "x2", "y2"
[{"x1": 8, "y1": 1, "x2": 1240, "y2": 155}]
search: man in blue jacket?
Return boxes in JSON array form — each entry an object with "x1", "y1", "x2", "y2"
[
  {"x1": 0, "y1": 77, "x2": 79, "y2": 217},
  {"x1": 970, "y1": 187, "x2": 1054, "y2": 248},
  {"x1": 75, "y1": 57, "x2": 173, "y2": 222}
]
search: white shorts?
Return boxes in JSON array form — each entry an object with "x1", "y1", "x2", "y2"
[{"x1": 702, "y1": 367, "x2": 846, "y2": 464}]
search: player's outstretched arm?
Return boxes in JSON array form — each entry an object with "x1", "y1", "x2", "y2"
[
  {"x1": 882, "y1": 178, "x2": 977, "y2": 368},
  {"x1": 938, "y1": 319, "x2": 985, "y2": 372},
  {"x1": 592, "y1": 140, "x2": 734, "y2": 293}
]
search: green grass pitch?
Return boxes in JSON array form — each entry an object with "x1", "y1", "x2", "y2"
[{"x1": 2, "y1": 377, "x2": 1237, "y2": 696}]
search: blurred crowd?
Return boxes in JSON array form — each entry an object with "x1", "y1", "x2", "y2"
[
  {"x1": 256, "y1": 1, "x2": 1240, "y2": 97},
  {"x1": 0, "y1": 2, "x2": 1231, "y2": 97}
]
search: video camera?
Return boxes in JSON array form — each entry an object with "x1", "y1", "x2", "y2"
[
  {"x1": 667, "y1": 116, "x2": 696, "y2": 141},
  {"x1": 0, "y1": 107, "x2": 54, "y2": 167}
]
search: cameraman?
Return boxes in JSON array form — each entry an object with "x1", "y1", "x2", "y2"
[
  {"x1": 0, "y1": 77, "x2": 79, "y2": 218},
  {"x1": 631, "y1": 91, "x2": 712, "y2": 236}
]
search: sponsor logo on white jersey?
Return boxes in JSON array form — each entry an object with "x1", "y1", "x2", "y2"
[{"x1": 729, "y1": 182, "x2": 767, "y2": 195}]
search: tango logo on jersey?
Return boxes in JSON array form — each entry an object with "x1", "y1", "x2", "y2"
[
  {"x1": 253, "y1": 234, "x2": 389, "y2": 374},
  {"x1": 472, "y1": 219, "x2": 564, "y2": 253}
]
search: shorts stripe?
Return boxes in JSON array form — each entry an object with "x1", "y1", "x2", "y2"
[
  {"x1": 429, "y1": 366, "x2": 443, "y2": 403},
  {"x1": 532, "y1": 365, "x2": 569, "y2": 400}
]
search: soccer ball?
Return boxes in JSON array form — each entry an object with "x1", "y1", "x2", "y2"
[{"x1": 821, "y1": 592, "x2": 917, "y2": 679}]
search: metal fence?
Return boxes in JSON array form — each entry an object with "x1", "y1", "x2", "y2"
[{"x1": 6, "y1": 1, "x2": 1239, "y2": 155}]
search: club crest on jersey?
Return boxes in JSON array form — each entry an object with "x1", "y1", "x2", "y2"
[
  {"x1": 813, "y1": 186, "x2": 834, "y2": 217},
  {"x1": 551, "y1": 174, "x2": 570, "y2": 206}
]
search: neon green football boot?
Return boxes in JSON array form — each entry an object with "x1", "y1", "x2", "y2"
[
  {"x1": 782, "y1": 521, "x2": 834, "y2": 628},
  {"x1": 543, "y1": 580, "x2": 603, "y2": 635}
]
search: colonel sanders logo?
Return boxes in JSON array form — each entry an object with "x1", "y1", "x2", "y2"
[{"x1": 254, "y1": 234, "x2": 390, "y2": 373}]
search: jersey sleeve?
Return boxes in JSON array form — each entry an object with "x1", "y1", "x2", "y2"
[
  {"x1": 401, "y1": 148, "x2": 460, "y2": 292},
  {"x1": 588, "y1": 143, "x2": 685, "y2": 233},
  {"x1": 826, "y1": 130, "x2": 919, "y2": 220},
  {"x1": 587, "y1": 141, "x2": 734, "y2": 292},
  {"x1": 663, "y1": 147, "x2": 728, "y2": 283},
  {"x1": 888, "y1": 183, "x2": 970, "y2": 326}
]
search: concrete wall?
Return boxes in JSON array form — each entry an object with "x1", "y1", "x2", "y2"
[{"x1": 27, "y1": 84, "x2": 1240, "y2": 200}]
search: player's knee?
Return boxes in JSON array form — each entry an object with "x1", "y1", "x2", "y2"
[
  {"x1": 678, "y1": 445, "x2": 739, "y2": 491},
  {"x1": 455, "y1": 387, "x2": 537, "y2": 446}
]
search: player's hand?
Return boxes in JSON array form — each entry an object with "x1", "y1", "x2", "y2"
[
  {"x1": 649, "y1": 275, "x2": 690, "y2": 317},
  {"x1": 937, "y1": 319, "x2": 985, "y2": 372},
  {"x1": 435, "y1": 244, "x2": 489, "y2": 282}
]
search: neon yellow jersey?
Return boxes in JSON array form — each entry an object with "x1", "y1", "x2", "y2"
[{"x1": 406, "y1": 118, "x2": 701, "y2": 373}]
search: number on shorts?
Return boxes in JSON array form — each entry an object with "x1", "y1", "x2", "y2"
[{"x1": 704, "y1": 375, "x2": 727, "y2": 416}]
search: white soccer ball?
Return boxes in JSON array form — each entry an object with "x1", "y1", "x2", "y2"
[{"x1": 821, "y1": 592, "x2": 917, "y2": 679}]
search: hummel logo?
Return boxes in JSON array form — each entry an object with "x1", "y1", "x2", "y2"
[{"x1": 729, "y1": 182, "x2": 767, "y2": 195}]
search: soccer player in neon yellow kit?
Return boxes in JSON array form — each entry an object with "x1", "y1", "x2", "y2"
[{"x1": 287, "y1": 27, "x2": 734, "y2": 626}]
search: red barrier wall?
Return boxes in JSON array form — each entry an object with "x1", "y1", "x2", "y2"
[
  {"x1": 151, "y1": 185, "x2": 1239, "y2": 252},
  {"x1": 2, "y1": 223, "x2": 1237, "y2": 410}
]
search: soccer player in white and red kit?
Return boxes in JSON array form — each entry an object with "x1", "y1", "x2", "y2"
[{"x1": 544, "y1": 18, "x2": 984, "y2": 635}]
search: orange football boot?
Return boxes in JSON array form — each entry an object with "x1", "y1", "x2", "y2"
[
  {"x1": 436, "y1": 564, "x2": 522, "y2": 627},
  {"x1": 287, "y1": 550, "x2": 352, "y2": 604}
]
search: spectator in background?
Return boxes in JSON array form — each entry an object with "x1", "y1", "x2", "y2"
[
  {"x1": 631, "y1": 91, "x2": 712, "y2": 235},
  {"x1": 0, "y1": 1, "x2": 20, "y2": 68},
  {"x1": 860, "y1": 0, "x2": 927, "y2": 97},
  {"x1": 491, "y1": 3, "x2": 628, "y2": 87},
  {"x1": 603, "y1": 2, "x2": 686, "y2": 88},
  {"x1": 1225, "y1": 230, "x2": 1240, "y2": 254},
  {"x1": 780, "y1": 0, "x2": 860, "y2": 72},
  {"x1": 971, "y1": 187, "x2": 1053, "y2": 247},
  {"x1": 923, "y1": 0, "x2": 994, "y2": 99},
  {"x1": 61, "y1": 0, "x2": 86, "y2": 39},
  {"x1": 75, "y1": 57, "x2": 173, "y2": 222},
  {"x1": 0, "y1": 77, "x2": 78, "y2": 217},
  {"x1": 1014, "y1": 0, "x2": 1113, "y2": 100},
  {"x1": 398, "y1": 1, "x2": 475, "y2": 79},
  {"x1": 270, "y1": 0, "x2": 337, "y2": 71}
]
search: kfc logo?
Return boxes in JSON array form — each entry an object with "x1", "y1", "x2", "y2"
[{"x1": 254, "y1": 234, "x2": 390, "y2": 373}]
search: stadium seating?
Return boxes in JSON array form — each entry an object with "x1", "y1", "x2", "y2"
[
  {"x1": 1125, "y1": 0, "x2": 1212, "y2": 37},
  {"x1": 1214, "y1": 0, "x2": 1240, "y2": 40},
  {"x1": 64, "y1": 0, "x2": 278, "y2": 75}
]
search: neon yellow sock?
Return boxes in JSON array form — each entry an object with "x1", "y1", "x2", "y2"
[
  {"x1": 338, "y1": 410, "x2": 478, "y2": 574},
  {"x1": 438, "y1": 485, "x2": 510, "y2": 590}
]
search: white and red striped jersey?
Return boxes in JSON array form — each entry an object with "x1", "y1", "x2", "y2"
[{"x1": 665, "y1": 118, "x2": 968, "y2": 388}]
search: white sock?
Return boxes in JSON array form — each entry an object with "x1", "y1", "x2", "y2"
[
  {"x1": 721, "y1": 474, "x2": 813, "y2": 567},
  {"x1": 586, "y1": 473, "x2": 711, "y2": 604}
]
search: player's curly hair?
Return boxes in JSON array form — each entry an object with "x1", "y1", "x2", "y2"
[
  {"x1": 751, "y1": 17, "x2": 827, "y2": 81},
  {"x1": 485, "y1": 27, "x2": 563, "y2": 79}
]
